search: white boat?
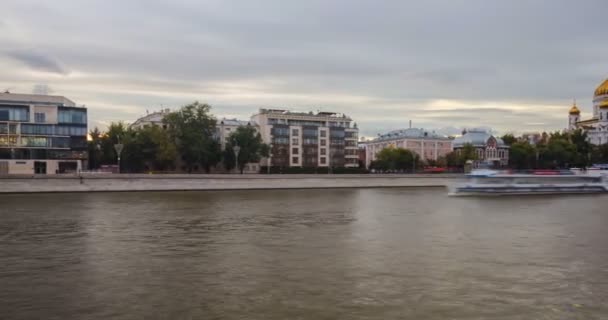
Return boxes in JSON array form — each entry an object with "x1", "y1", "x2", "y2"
[{"x1": 449, "y1": 170, "x2": 608, "y2": 196}]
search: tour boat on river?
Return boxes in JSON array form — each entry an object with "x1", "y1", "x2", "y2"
[{"x1": 449, "y1": 169, "x2": 608, "y2": 196}]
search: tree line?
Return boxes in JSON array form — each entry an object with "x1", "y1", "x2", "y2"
[
  {"x1": 369, "y1": 143, "x2": 479, "y2": 172},
  {"x1": 369, "y1": 129, "x2": 608, "y2": 172},
  {"x1": 88, "y1": 102, "x2": 269, "y2": 173},
  {"x1": 503, "y1": 129, "x2": 605, "y2": 169}
]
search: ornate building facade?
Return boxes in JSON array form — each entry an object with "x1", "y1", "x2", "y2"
[
  {"x1": 452, "y1": 129, "x2": 509, "y2": 167},
  {"x1": 568, "y1": 78, "x2": 608, "y2": 145}
]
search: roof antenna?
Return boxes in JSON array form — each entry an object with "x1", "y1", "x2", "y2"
[{"x1": 409, "y1": 120, "x2": 412, "y2": 129}]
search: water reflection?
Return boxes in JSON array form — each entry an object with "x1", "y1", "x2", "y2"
[{"x1": 1, "y1": 189, "x2": 608, "y2": 319}]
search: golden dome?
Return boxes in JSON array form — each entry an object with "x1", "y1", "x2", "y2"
[
  {"x1": 595, "y1": 78, "x2": 608, "y2": 97},
  {"x1": 599, "y1": 100, "x2": 608, "y2": 109},
  {"x1": 569, "y1": 103, "x2": 580, "y2": 114}
]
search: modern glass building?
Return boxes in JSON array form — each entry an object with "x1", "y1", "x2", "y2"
[{"x1": 0, "y1": 92, "x2": 87, "y2": 174}]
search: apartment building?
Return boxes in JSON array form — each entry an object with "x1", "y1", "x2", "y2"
[
  {"x1": 250, "y1": 109, "x2": 359, "y2": 168},
  {"x1": 0, "y1": 92, "x2": 87, "y2": 174}
]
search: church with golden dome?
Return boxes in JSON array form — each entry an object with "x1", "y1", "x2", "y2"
[{"x1": 568, "y1": 78, "x2": 608, "y2": 145}]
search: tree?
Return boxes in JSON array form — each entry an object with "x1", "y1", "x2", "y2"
[
  {"x1": 164, "y1": 101, "x2": 221, "y2": 172},
  {"x1": 501, "y1": 134, "x2": 517, "y2": 146},
  {"x1": 509, "y1": 141, "x2": 536, "y2": 169},
  {"x1": 226, "y1": 126, "x2": 270, "y2": 173},
  {"x1": 592, "y1": 144, "x2": 608, "y2": 164},
  {"x1": 133, "y1": 125, "x2": 177, "y2": 171},
  {"x1": 88, "y1": 127, "x2": 103, "y2": 170},
  {"x1": 444, "y1": 143, "x2": 478, "y2": 169},
  {"x1": 538, "y1": 138, "x2": 576, "y2": 169},
  {"x1": 570, "y1": 129, "x2": 591, "y2": 168},
  {"x1": 459, "y1": 143, "x2": 478, "y2": 163},
  {"x1": 373, "y1": 147, "x2": 417, "y2": 172}
]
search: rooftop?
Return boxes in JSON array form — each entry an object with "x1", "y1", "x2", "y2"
[
  {"x1": 453, "y1": 129, "x2": 506, "y2": 147},
  {"x1": 372, "y1": 128, "x2": 451, "y2": 142},
  {"x1": 257, "y1": 108, "x2": 352, "y2": 120},
  {"x1": 219, "y1": 118, "x2": 257, "y2": 126},
  {"x1": 0, "y1": 92, "x2": 77, "y2": 107}
]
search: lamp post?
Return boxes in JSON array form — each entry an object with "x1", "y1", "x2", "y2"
[
  {"x1": 267, "y1": 143, "x2": 273, "y2": 174},
  {"x1": 233, "y1": 145, "x2": 241, "y2": 174},
  {"x1": 114, "y1": 137, "x2": 124, "y2": 174}
]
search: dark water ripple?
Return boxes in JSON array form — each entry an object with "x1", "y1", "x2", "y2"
[{"x1": 1, "y1": 189, "x2": 608, "y2": 319}]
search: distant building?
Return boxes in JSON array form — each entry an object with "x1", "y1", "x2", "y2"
[
  {"x1": 522, "y1": 132, "x2": 542, "y2": 145},
  {"x1": 0, "y1": 92, "x2": 87, "y2": 174},
  {"x1": 567, "y1": 77, "x2": 608, "y2": 145},
  {"x1": 217, "y1": 118, "x2": 258, "y2": 150},
  {"x1": 250, "y1": 109, "x2": 359, "y2": 168},
  {"x1": 364, "y1": 128, "x2": 453, "y2": 168},
  {"x1": 129, "y1": 109, "x2": 170, "y2": 130},
  {"x1": 452, "y1": 129, "x2": 509, "y2": 166},
  {"x1": 217, "y1": 118, "x2": 260, "y2": 173}
]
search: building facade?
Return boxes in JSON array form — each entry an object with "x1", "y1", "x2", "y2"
[
  {"x1": 129, "y1": 109, "x2": 170, "y2": 130},
  {"x1": 364, "y1": 128, "x2": 453, "y2": 168},
  {"x1": 452, "y1": 129, "x2": 509, "y2": 166},
  {"x1": 251, "y1": 109, "x2": 359, "y2": 168},
  {"x1": 567, "y1": 78, "x2": 608, "y2": 145},
  {"x1": 0, "y1": 92, "x2": 87, "y2": 174}
]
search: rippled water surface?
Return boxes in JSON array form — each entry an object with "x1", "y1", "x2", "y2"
[{"x1": 2, "y1": 188, "x2": 608, "y2": 319}]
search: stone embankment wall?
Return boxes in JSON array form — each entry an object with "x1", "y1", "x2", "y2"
[{"x1": 0, "y1": 174, "x2": 462, "y2": 193}]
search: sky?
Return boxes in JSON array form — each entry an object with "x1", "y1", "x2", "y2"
[{"x1": 1, "y1": 0, "x2": 607, "y2": 138}]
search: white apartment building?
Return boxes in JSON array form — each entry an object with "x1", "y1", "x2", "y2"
[{"x1": 250, "y1": 109, "x2": 359, "y2": 168}]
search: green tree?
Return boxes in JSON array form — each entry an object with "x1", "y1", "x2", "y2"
[
  {"x1": 570, "y1": 129, "x2": 591, "y2": 167},
  {"x1": 373, "y1": 147, "x2": 418, "y2": 172},
  {"x1": 444, "y1": 143, "x2": 478, "y2": 169},
  {"x1": 509, "y1": 141, "x2": 537, "y2": 169},
  {"x1": 501, "y1": 134, "x2": 517, "y2": 146},
  {"x1": 592, "y1": 144, "x2": 608, "y2": 163},
  {"x1": 133, "y1": 125, "x2": 177, "y2": 171},
  {"x1": 164, "y1": 101, "x2": 221, "y2": 172},
  {"x1": 88, "y1": 127, "x2": 103, "y2": 170},
  {"x1": 226, "y1": 126, "x2": 270, "y2": 173},
  {"x1": 538, "y1": 138, "x2": 576, "y2": 169}
]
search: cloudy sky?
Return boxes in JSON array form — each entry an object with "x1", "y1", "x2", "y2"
[{"x1": 1, "y1": 0, "x2": 607, "y2": 137}]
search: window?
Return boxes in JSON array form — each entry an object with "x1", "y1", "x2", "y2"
[
  {"x1": 320, "y1": 157, "x2": 326, "y2": 164},
  {"x1": 0, "y1": 107, "x2": 29, "y2": 121},
  {"x1": 292, "y1": 137, "x2": 299, "y2": 145},
  {"x1": 58, "y1": 109, "x2": 87, "y2": 124},
  {"x1": 292, "y1": 128, "x2": 299, "y2": 136},
  {"x1": 320, "y1": 139, "x2": 326, "y2": 146},
  {"x1": 0, "y1": 136, "x2": 17, "y2": 146},
  {"x1": 292, "y1": 148, "x2": 299, "y2": 155},
  {"x1": 320, "y1": 130, "x2": 327, "y2": 137},
  {"x1": 272, "y1": 137, "x2": 289, "y2": 144},
  {"x1": 35, "y1": 113, "x2": 46, "y2": 123},
  {"x1": 21, "y1": 136, "x2": 49, "y2": 147},
  {"x1": 292, "y1": 157, "x2": 298, "y2": 164},
  {"x1": 320, "y1": 148, "x2": 326, "y2": 155}
]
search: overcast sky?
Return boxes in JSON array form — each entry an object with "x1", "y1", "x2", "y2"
[{"x1": 1, "y1": 0, "x2": 607, "y2": 137}]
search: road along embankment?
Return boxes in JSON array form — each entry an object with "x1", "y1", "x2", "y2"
[{"x1": 0, "y1": 174, "x2": 464, "y2": 194}]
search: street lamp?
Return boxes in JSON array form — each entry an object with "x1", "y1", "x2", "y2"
[
  {"x1": 233, "y1": 145, "x2": 241, "y2": 174},
  {"x1": 114, "y1": 137, "x2": 123, "y2": 174}
]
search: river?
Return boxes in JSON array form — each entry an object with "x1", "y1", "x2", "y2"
[{"x1": 1, "y1": 188, "x2": 608, "y2": 319}]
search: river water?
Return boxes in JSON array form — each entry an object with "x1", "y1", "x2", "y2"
[{"x1": 1, "y1": 188, "x2": 608, "y2": 319}]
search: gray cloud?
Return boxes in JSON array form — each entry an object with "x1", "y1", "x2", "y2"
[
  {"x1": 0, "y1": 0, "x2": 607, "y2": 134},
  {"x1": 6, "y1": 50, "x2": 69, "y2": 75}
]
